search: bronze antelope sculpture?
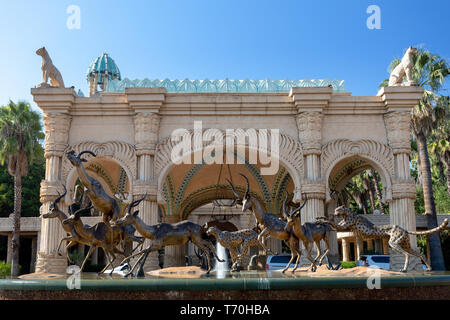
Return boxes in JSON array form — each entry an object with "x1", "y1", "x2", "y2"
[
  {"x1": 62, "y1": 197, "x2": 145, "y2": 274},
  {"x1": 41, "y1": 185, "x2": 92, "y2": 263},
  {"x1": 66, "y1": 150, "x2": 122, "y2": 224},
  {"x1": 206, "y1": 226, "x2": 263, "y2": 271},
  {"x1": 283, "y1": 193, "x2": 338, "y2": 271},
  {"x1": 227, "y1": 174, "x2": 307, "y2": 273},
  {"x1": 114, "y1": 197, "x2": 224, "y2": 277}
]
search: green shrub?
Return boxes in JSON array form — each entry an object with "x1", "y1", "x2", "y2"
[
  {"x1": 340, "y1": 261, "x2": 356, "y2": 269},
  {"x1": 0, "y1": 261, "x2": 20, "y2": 277},
  {"x1": 0, "y1": 260, "x2": 11, "y2": 277}
]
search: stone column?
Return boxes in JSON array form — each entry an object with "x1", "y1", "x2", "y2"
[
  {"x1": 32, "y1": 87, "x2": 75, "y2": 274},
  {"x1": 128, "y1": 88, "x2": 166, "y2": 272},
  {"x1": 30, "y1": 236, "x2": 38, "y2": 273},
  {"x1": 355, "y1": 236, "x2": 363, "y2": 261},
  {"x1": 382, "y1": 238, "x2": 390, "y2": 255},
  {"x1": 290, "y1": 87, "x2": 333, "y2": 267},
  {"x1": 367, "y1": 239, "x2": 373, "y2": 252},
  {"x1": 380, "y1": 86, "x2": 424, "y2": 271},
  {"x1": 6, "y1": 235, "x2": 12, "y2": 264},
  {"x1": 341, "y1": 238, "x2": 350, "y2": 262}
]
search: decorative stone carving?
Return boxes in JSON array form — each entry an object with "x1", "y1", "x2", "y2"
[
  {"x1": 36, "y1": 47, "x2": 65, "y2": 88},
  {"x1": 61, "y1": 141, "x2": 137, "y2": 183},
  {"x1": 388, "y1": 46, "x2": 418, "y2": 87},
  {"x1": 132, "y1": 180, "x2": 157, "y2": 199},
  {"x1": 301, "y1": 180, "x2": 326, "y2": 200},
  {"x1": 391, "y1": 180, "x2": 416, "y2": 200},
  {"x1": 321, "y1": 139, "x2": 394, "y2": 201},
  {"x1": 43, "y1": 113, "x2": 72, "y2": 157},
  {"x1": 154, "y1": 129, "x2": 304, "y2": 198},
  {"x1": 39, "y1": 180, "x2": 65, "y2": 203},
  {"x1": 383, "y1": 112, "x2": 411, "y2": 154},
  {"x1": 134, "y1": 112, "x2": 160, "y2": 155},
  {"x1": 296, "y1": 112, "x2": 323, "y2": 155}
]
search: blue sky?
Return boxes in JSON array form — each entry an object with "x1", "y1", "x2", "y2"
[{"x1": 0, "y1": 0, "x2": 449, "y2": 111}]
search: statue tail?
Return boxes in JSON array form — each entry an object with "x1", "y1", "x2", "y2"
[{"x1": 408, "y1": 219, "x2": 448, "y2": 236}]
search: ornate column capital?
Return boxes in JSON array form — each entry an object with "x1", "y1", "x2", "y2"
[
  {"x1": 132, "y1": 180, "x2": 158, "y2": 200},
  {"x1": 391, "y1": 180, "x2": 416, "y2": 200},
  {"x1": 295, "y1": 112, "x2": 323, "y2": 155},
  {"x1": 300, "y1": 180, "x2": 326, "y2": 200},
  {"x1": 383, "y1": 111, "x2": 411, "y2": 154},
  {"x1": 43, "y1": 113, "x2": 72, "y2": 158},
  {"x1": 40, "y1": 180, "x2": 65, "y2": 203},
  {"x1": 289, "y1": 88, "x2": 330, "y2": 154},
  {"x1": 134, "y1": 112, "x2": 160, "y2": 155}
]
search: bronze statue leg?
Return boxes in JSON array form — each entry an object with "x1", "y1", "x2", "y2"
[
  {"x1": 80, "y1": 245, "x2": 96, "y2": 272},
  {"x1": 291, "y1": 239, "x2": 302, "y2": 272},
  {"x1": 191, "y1": 239, "x2": 216, "y2": 273},
  {"x1": 99, "y1": 249, "x2": 116, "y2": 274},
  {"x1": 281, "y1": 244, "x2": 297, "y2": 273},
  {"x1": 63, "y1": 240, "x2": 79, "y2": 264},
  {"x1": 317, "y1": 240, "x2": 330, "y2": 266},
  {"x1": 257, "y1": 228, "x2": 274, "y2": 255},
  {"x1": 303, "y1": 241, "x2": 317, "y2": 272},
  {"x1": 197, "y1": 237, "x2": 225, "y2": 263},
  {"x1": 128, "y1": 244, "x2": 160, "y2": 277},
  {"x1": 389, "y1": 240, "x2": 410, "y2": 272}
]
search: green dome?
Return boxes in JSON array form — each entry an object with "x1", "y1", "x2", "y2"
[{"x1": 87, "y1": 53, "x2": 121, "y2": 85}]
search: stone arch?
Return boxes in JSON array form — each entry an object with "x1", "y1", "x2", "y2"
[
  {"x1": 154, "y1": 129, "x2": 305, "y2": 203},
  {"x1": 62, "y1": 141, "x2": 136, "y2": 203},
  {"x1": 179, "y1": 184, "x2": 268, "y2": 220},
  {"x1": 321, "y1": 139, "x2": 394, "y2": 203}
]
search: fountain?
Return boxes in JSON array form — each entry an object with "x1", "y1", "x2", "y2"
[{"x1": 214, "y1": 242, "x2": 229, "y2": 278}]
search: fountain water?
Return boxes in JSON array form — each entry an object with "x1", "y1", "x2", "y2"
[{"x1": 214, "y1": 242, "x2": 229, "y2": 278}]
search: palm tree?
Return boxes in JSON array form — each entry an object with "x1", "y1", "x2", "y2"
[
  {"x1": 0, "y1": 101, "x2": 44, "y2": 276},
  {"x1": 429, "y1": 96, "x2": 450, "y2": 196},
  {"x1": 369, "y1": 169, "x2": 386, "y2": 214},
  {"x1": 381, "y1": 48, "x2": 449, "y2": 270}
]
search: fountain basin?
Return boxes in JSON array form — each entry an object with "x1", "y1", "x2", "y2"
[{"x1": 1, "y1": 267, "x2": 449, "y2": 300}]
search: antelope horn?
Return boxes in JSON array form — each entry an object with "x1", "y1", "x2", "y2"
[
  {"x1": 126, "y1": 194, "x2": 147, "y2": 214},
  {"x1": 282, "y1": 192, "x2": 291, "y2": 219},
  {"x1": 291, "y1": 198, "x2": 307, "y2": 216},
  {"x1": 239, "y1": 173, "x2": 250, "y2": 199},
  {"x1": 77, "y1": 150, "x2": 97, "y2": 159},
  {"x1": 53, "y1": 185, "x2": 67, "y2": 209},
  {"x1": 73, "y1": 205, "x2": 93, "y2": 217},
  {"x1": 226, "y1": 178, "x2": 243, "y2": 201}
]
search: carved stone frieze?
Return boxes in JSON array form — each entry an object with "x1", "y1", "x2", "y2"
[
  {"x1": 383, "y1": 111, "x2": 411, "y2": 154},
  {"x1": 134, "y1": 112, "x2": 160, "y2": 155},
  {"x1": 296, "y1": 112, "x2": 323, "y2": 155},
  {"x1": 43, "y1": 113, "x2": 72, "y2": 158}
]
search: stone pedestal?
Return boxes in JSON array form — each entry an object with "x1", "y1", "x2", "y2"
[
  {"x1": 35, "y1": 252, "x2": 67, "y2": 274},
  {"x1": 380, "y1": 86, "x2": 424, "y2": 271}
]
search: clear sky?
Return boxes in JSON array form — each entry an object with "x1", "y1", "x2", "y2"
[{"x1": 0, "y1": 0, "x2": 449, "y2": 112}]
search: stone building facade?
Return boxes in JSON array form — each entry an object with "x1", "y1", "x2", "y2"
[{"x1": 31, "y1": 75, "x2": 426, "y2": 273}]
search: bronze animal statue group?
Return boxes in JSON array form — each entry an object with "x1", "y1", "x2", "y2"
[{"x1": 41, "y1": 150, "x2": 448, "y2": 277}]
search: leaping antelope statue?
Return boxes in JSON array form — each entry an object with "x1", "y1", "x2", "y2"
[
  {"x1": 114, "y1": 197, "x2": 225, "y2": 277},
  {"x1": 227, "y1": 174, "x2": 311, "y2": 273}
]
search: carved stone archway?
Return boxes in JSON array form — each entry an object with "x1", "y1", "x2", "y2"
[
  {"x1": 321, "y1": 139, "x2": 395, "y2": 203},
  {"x1": 62, "y1": 141, "x2": 136, "y2": 203},
  {"x1": 154, "y1": 129, "x2": 305, "y2": 204}
]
